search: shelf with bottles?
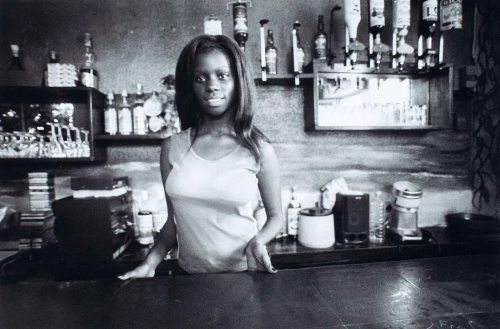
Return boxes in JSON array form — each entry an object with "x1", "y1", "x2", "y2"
[
  {"x1": 254, "y1": 73, "x2": 314, "y2": 86},
  {"x1": 0, "y1": 86, "x2": 106, "y2": 161},
  {"x1": 306, "y1": 60, "x2": 453, "y2": 131}
]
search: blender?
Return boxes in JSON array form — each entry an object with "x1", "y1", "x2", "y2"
[{"x1": 388, "y1": 181, "x2": 423, "y2": 242}]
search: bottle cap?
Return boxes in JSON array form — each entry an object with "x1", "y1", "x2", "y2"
[{"x1": 121, "y1": 89, "x2": 128, "y2": 97}]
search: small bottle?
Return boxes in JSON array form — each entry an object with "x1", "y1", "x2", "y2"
[
  {"x1": 80, "y1": 33, "x2": 99, "y2": 89},
  {"x1": 133, "y1": 83, "x2": 147, "y2": 135},
  {"x1": 9, "y1": 45, "x2": 23, "y2": 70},
  {"x1": 369, "y1": 191, "x2": 387, "y2": 244},
  {"x1": 287, "y1": 186, "x2": 301, "y2": 239},
  {"x1": 295, "y1": 28, "x2": 305, "y2": 74},
  {"x1": 421, "y1": 0, "x2": 438, "y2": 39},
  {"x1": 118, "y1": 89, "x2": 133, "y2": 135},
  {"x1": 42, "y1": 50, "x2": 58, "y2": 86},
  {"x1": 137, "y1": 191, "x2": 155, "y2": 245},
  {"x1": 314, "y1": 15, "x2": 327, "y2": 60},
  {"x1": 265, "y1": 29, "x2": 277, "y2": 75},
  {"x1": 104, "y1": 92, "x2": 118, "y2": 135}
]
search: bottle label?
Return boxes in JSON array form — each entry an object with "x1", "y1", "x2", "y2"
[
  {"x1": 133, "y1": 105, "x2": 147, "y2": 135},
  {"x1": 296, "y1": 48, "x2": 305, "y2": 73},
  {"x1": 119, "y1": 109, "x2": 132, "y2": 135},
  {"x1": 265, "y1": 50, "x2": 277, "y2": 74},
  {"x1": 314, "y1": 35, "x2": 327, "y2": 59},
  {"x1": 287, "y1": 208, "x2": 301, "y2": 236},
  {"x1": 440, "y1": 0, "x2": 462, "y2": 30},
  {"x1": 80, "y1": 71, "x2": 98, "y2": 88},
  {"x1": 393, "y1": 0, "x2": 411, "y2": 28},
  {"x1": 105, "y1": 108, "x2": 118, "y2": 135},
  {"x1": 369, "y1": 0, "x2": 385, "y2": 27},
  {"x1": 422, "y1": 0, "x2": 438, "y2": 21}
]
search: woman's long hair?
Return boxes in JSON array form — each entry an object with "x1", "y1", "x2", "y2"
[{"x1": 174, "y1": 34, "x2": 268, "y2": 163}]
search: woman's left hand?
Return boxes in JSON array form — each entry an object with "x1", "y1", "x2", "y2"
[{"x1": 245, "y1": 237, "x2": 277, "y2": 273}]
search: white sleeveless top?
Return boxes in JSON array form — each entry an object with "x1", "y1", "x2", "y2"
[{"x1": 165, "y1": 128, "x2": 260, "y2": 274}]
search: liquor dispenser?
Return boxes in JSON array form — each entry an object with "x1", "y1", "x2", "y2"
[
  {"x1": 392, "y1": 0, "x2": 414, "y2": 72},
  {"x1": 259, "y1": 19, "x2": 269, "y2": 81},
  {"x1": 344, "y1": 0, "x2": 366, "y2": 68},
  {"x1": 368, "y1": 0, "x2": 390, "y2": 71},
  {"x1": 417, "y1": 0, "x2": 438, "y2": 72},
  {"x1": 227, "y1": 0, "x2": 252, "y2": 51}
]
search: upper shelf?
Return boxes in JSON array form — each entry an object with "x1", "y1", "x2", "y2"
[{"x1": 254, "y1": 73, "x2": 313, "y2": 86}]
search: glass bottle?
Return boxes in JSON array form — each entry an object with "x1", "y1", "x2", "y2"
[
  {"x1": 42, "y1": 51, "x2": 58, "y2": 86},
  {"x1": 232, "y1": 2, "x2": 248, "y2": 51},
  {"x1": 265, "y1": 29, "x2": 277, "y2": 75},
  {"x1": 439, "y1": 0, "x2": 462, "y2": 31},
  {"x1": 80, "y1": 33, "x2": 99, "y2": 89},
  {"x1": 133, "y1": 83, "x2": 147, "y2": 135},
  {"x1": 369, "y1": 191, "x2": 387, "y2": 244},
  {"x1": 295, "y1": 27, "x2": 305, "y2": 74},
  {"x1": 118, "y1": 89, "x2": 132, "y2": 135},
  {"x1": 421, "y1": 0, "x2": 438, "y2": 39},
  {"x1": 9, "y1": 45, "x2": 23, "y2": 70},
  {"x1": 314, "y1": 15, "x2": 327, "y2": 60},
  {"x1": 287, "y1": 186, "x2": 301, "y2": 239},
  {"x1": 104, "y1": 92, "x2": 118, "y2": 135}
]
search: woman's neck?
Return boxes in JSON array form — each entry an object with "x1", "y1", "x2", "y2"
[{"x1": 198, "y1": 113, "x2": 234, "y2": 136}]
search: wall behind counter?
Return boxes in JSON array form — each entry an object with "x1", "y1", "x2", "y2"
[{"x1": 0, "y1": 0, "x2": 476, "y2": 226}]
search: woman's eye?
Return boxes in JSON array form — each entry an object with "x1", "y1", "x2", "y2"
[
  {"x1": 194, "y1": 76, "x2": 205, "y2": 83},
  {"x1": 218, "y1": 73, "x2": 229, "y2": 80}
]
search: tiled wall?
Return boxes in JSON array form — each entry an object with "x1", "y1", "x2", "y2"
[{"x1": 1, "y1": 0, "x2": 478, "y2": 226}]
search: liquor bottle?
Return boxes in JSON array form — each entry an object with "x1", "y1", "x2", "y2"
[
  {"x1": 9, "y1": 45, "x2": 23, "y2": 70},
  {"x1": 439, "y1": 0, "x2": 462, "y2": 31},
  {"x1": 344, "y1": 0, "x2": 365, "y2": 67},
  {"x1": 287, "y1": 186, "x2": 301, "y2": 238},
  {"x1": 265, "y1": 29, "x2": 277, "y2": 75},
  {"x1": 80, "y1": 33, "x2": 99, "y2": 89},
  {"x1": 232, "y1": 2, "x2": 249, "y2": 51},
  {"x1": 42, "y1": 51, "x2": 58, "y2": 86},
  {"x1": 118, "y1": 89, "x2": 133, "y2": 135},
  {"x1": 314, "y1": 15, "x2": 328, "y2": 60},
  {"x1": 421, "y1": 0, "x2": 438, "y2": 39},
  {"x1": 104, "y1": 92, "x2": 118, "y2": 135},
  {"x1": 133, "y1": 83, "x2": 147, "y2": 135},
  {"x1": 295, "y1": 27, "x2": 305, "y2": 74},
  {"x1": 369, "y1": 0, "x2": 385, "y2": 37}
]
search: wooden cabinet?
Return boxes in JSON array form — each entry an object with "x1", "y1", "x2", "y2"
[
  {"x1": 0, "y1": 86, "x2": 106, "y2": 161},
  {"x1": 305, "y1": 60, "x2": 453, "y2": 131}
]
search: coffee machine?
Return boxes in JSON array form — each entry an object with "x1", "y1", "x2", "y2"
[{"x1": 388, "y1": 181, "x2": 423, "y2": 242}]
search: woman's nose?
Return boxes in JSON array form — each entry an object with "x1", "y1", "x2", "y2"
[{"x1": 206, "y1": 77, "x2": 221, "y2": 92}]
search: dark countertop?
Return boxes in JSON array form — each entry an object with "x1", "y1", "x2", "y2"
[
  {"x1": 1, "y1": 254, "x2": 499, "y2": 329},
  {"x1": 1, "y1": 226, "x2": 499, "y2": 283}
]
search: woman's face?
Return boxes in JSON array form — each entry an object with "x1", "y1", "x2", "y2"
[{"x1": 192, "y1": 49, "x2": 236, "y2": 119}]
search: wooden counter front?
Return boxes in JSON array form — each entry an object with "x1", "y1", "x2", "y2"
[{"x1": 1, "y1": 254, "x2": 499, "y2": 329}]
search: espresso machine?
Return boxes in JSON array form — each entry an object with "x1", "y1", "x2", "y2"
[{"x1": 388, "y1": 181, "x2": 423, "y2": 242}]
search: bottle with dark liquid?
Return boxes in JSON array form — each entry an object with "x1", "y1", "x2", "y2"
[
  {"x1": 265, "y1": 29, "x2": 277, "y2": 75},
  {"x1": 421, "y1": 0, "x2": 438, "y2": 39},
  {"x1": 9, "y1": 45, "x2": 23, "y2": 70},
  {"x1": 314, "y1": 15, "x2": 327, "y2": 60},
  {"x1": 42, "y1": 51, "x2": 58, "y2": 87},
  {"x1": 80, "y1": 33, "x2": 98, "y2": 89},
  {"x1": 232, "y1": 2, "x2": 248, "y2": 51}
]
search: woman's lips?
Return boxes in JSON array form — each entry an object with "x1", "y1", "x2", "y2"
[{"x1": 205, "y1": 97, "x2": 225, "y2": 106}]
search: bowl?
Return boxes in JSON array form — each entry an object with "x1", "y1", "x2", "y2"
[{"x1": 445, "y1": 213, "x2": 500, "y2": 234}]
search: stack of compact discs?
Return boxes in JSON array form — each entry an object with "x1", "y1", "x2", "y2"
[
  {"x1": 28, "y1": 172, "x2": 55, "y2": 211},
  {"x1": 19, "y1": 210, "x2": 56, "y2": 251}
]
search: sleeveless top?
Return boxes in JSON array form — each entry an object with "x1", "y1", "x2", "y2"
[{"x1": 165, "y1": 128, "x2": 260, "y2": 274}]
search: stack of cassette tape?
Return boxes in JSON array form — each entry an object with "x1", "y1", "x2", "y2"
[{"x1": 19, "y1": 172, "x2": 57, "y2": 251}]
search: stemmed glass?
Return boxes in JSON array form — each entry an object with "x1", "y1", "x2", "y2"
[
  {"x1": 54, "y1": 123, "x2": 69, "y2": 157},
  {"x1": 46, "y1": 123, "x2": 64, "y2": 158},
  {"x1": 63, "y1": 125, "x2": 78, "y2": 157},
  {"x1": 71, "y1": 126, "x2": 85, "y2": 158}
]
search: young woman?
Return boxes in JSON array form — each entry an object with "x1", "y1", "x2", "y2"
[{"x1": 118, "y1": 35, "x2": 283, "y2": 277}]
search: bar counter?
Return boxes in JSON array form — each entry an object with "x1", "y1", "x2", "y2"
[{"x1": 1, "y1": 253, "x2": 499, "y2": 328}]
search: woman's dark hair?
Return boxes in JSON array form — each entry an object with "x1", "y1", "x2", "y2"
[{"x1": 174, "y1": 34, "x2": 268, "y2": 163}]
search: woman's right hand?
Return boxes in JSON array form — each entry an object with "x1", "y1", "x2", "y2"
[{"x1": 117, "y1": 263, "x2": 155, "y2": 280}]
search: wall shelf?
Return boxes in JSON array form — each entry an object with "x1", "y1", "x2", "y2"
[{"x1": 254, "y1": 73, "x2": 313, "y2": 86}]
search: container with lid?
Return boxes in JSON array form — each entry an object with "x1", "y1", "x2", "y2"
[
  {"x1": 298, "y1": 204, "x2": 335, "y2": 249},
  {"x1": 392, "y1": 181, "x2": 423, "y2": 208}
]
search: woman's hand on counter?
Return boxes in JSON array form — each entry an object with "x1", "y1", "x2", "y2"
[
  {"x1": 245, "y1": 236, "x2": 277, "y2": 274},
  {"x1": 117, "y1": 263, "x2": 155, "y2": 280}
]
